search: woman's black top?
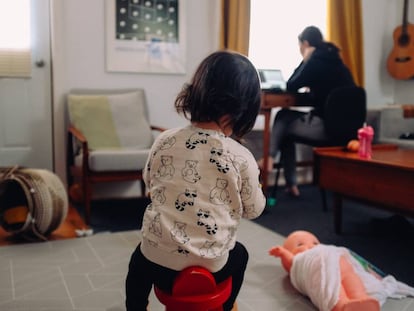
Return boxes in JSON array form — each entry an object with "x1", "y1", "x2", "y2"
[{"x1": 286, "y1": 42, "x2": 356, "y2": 118}]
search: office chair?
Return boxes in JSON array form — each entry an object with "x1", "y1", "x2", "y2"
[{"x1": 324, "y1": 86, "x2": 367, "y2": 145}]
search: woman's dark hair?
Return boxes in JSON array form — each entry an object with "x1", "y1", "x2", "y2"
[
  {"x1": 298, "y1": 26, "x2": 323, "y2": 48},
  {"x1": 174, "y1": 50, "x2": 261, "y2": 138}
]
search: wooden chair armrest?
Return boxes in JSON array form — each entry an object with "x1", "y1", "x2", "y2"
[
  {"x1": 151, "y1": 125, "x2": 167, "y2": 132},
  {"x1": 68, "y1": 125, "x2": 87, "y2": 144},
  {"x1": 68, "y1": 125, "x2": 90, "y2": 166}
]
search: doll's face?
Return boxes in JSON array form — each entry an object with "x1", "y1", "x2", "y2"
[{"x1": 284, "y1": 231, "x2": 320, "y2": 255}]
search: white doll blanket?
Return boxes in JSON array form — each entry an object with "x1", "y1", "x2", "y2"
[{"x1": 290, "y1": 244, "x2": 414, "y2": 311}]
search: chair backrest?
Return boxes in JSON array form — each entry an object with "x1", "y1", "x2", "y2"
[
  {"x1": 324, "y1": 86, "x2": 367, "y2": 145},
  {"x1": 67, "y1": 88, "x2": 153, "y2": 150}
]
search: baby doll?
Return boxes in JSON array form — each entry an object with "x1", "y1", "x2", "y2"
[{"x1": 269, "y1": 231, "x2": 380, "y2": 311}]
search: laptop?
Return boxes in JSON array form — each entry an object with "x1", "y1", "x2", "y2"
[{"x1": 258, "y1": 69, "x2": 286, "y2": 92}]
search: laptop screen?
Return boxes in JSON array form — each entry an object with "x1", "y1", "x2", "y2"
[{"x1": 258, "y1": 69, "x2": 286, "y2": 90}]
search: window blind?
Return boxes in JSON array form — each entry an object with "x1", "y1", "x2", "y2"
[{"x1": 0, "y1": 48, "x2": 31, "y2": 78}]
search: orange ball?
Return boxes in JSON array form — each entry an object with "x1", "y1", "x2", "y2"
[{"x1": 347, "y1": 139, "x2": 360, "y2": 152}]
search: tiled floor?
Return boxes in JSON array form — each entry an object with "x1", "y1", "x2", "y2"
[{"x1": 0, "y1": 219, "x2": 413, "y2": 311}]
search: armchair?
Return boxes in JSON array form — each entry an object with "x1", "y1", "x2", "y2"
[{"x1": 66, "y1": 89, "x2": 164, "y2": 225}]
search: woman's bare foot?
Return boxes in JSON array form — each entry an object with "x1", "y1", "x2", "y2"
[{"x1": 285, "y1": 185, "x2": 300, "y2": 197}]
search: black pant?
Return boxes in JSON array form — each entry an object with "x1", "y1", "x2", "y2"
[
  {"x1": 270, "y1": 108, "x2": 328, "y2": 186},
  {"x1": 125, "y1": 241, "x2": 249, "y2": 311}
]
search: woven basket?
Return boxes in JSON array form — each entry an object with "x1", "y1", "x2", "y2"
[{"x1": 0, "y1": 166, "x2": 68, "y2": 241}]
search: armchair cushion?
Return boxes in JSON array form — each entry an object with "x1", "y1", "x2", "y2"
[
  {"x1": 75, "y1": 148, "x2": 150, "y2": 172},
  {"x1": 68, "y1": 90, "x2": 153, "y2": 150},
  {"x1": 68, "y1": 95, "x2": 120, "y2": 149}
]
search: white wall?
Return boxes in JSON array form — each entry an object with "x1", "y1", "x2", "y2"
[
  {"x1": 51, "y1": 0, "x2": 221, "y2": 182},
  {"x1": 363, "y1": 0, "x2": 414, "y2": 106},
  {"x1": 50, "y1": 0, "x2": 414, "y2": 183}
]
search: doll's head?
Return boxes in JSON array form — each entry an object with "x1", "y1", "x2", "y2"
[{"x1": 284, "y1": 230, "x2": 320, "y2": 255}]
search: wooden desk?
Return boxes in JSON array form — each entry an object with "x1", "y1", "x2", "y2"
[
  {"x1": 260, "y1": 92, "x2": 296, "y2": 193},
  {"x1": 402, "y1": 105, "x2": 414, "y2": 118},
  {"x1": 313, "y1": 145, "x2": 414, "y2": 233}
]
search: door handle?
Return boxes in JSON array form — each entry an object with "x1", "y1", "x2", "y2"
[{"x1": 35, "y1": 60, "x2": 45, "y2": 67}]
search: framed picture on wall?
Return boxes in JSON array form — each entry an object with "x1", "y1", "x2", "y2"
[{"x1": 105, "y1": 0, "x2": 186, "y2": 74}]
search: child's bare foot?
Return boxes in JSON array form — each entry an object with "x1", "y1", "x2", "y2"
[{"x1": 285, "y1": 185, "x2": 300, "y2": 197}]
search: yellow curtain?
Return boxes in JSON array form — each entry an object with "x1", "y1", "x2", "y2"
[
  {"x1": 219, "y1": 0, "x2": 251, "y2": 55},
  {"x1": 326, "y1": 0, "x2": 364, "y2": 87}
]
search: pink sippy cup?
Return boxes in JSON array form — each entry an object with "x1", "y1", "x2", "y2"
[{"x1": 358, "y1": 123, "x2": 374, "y2": 159}]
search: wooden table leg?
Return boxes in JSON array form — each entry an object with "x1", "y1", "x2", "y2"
[
  {"x1": 261, "y1": 108, "x2": 271, "y2": 195},
  {"x1": 333, "y1": 193, "x2": 343, "y2": 234},
  {"x1": 320, "y1": 188, "x2": 328, "y2": 212}
]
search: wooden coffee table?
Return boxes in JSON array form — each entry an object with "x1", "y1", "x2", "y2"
[{"x1": 313, "y1": 144, "x2": 414, "y2": 233}]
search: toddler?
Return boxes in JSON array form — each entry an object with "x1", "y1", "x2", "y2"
[{"x1": 125, "y1": 50, "x2": 266, "y2": 310}]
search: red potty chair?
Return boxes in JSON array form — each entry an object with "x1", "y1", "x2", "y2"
[{"x1": 154, "y1": 266, "x2": 233, "y2": 311}]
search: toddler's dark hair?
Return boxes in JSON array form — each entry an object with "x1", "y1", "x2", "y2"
[{"x1": 174, "y1": 50, "x2": 261, "y2": 138}]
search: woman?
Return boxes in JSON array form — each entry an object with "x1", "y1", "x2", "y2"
[{"x1": 265, "y1": 26, "x2": 356, "y2": 197}]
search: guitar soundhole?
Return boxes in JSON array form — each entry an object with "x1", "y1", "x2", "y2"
[
  {"x1": 395, "y1": 56, "x2": 411, "y2": 63},
  {"x1": 398, "y1": 34, "x2": 410, "y2": 46}
]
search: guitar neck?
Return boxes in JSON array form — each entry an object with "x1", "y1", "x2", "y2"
[{"x1": 402, "y1": 0, "x2": 409, "y2": 31}]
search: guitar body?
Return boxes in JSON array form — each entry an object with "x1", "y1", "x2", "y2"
[{"x1": 387, "y1": 23, "x2": 414, "y2": 80}]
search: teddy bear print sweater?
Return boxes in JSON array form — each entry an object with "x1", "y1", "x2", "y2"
[{"x1": 140, "y1": 125, "x2": 266, "y2": 272}]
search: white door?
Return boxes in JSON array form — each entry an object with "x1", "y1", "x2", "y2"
[{"x1": 0, "y1": 0, "x2": 53, "y2": 171}]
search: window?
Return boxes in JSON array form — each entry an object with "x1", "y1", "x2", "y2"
[
  {"x1": 249, "y1": 0, "x2": 326, "y2": 81},
  {"x1": 0, "y1": 0, "x2": 31, "y2": 77}
]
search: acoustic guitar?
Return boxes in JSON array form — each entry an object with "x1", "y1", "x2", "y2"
[{"x1": 386, "y1": 0, "x2": 414, "y2": 80}]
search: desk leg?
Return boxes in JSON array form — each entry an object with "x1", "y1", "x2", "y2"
[
  {"x1": 320, "y1": 189, "x2": 328, "y2": 212},
  {"x1": 333, "y1": 193, "x2": 343, "y2": 234},
  {"x1": 262, "y1": 109, "x2": 271, "y2": 195}
]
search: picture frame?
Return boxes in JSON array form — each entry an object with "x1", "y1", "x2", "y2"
[{"x1": 105, "y1": 0, "x2": 186, "y2": 74}]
